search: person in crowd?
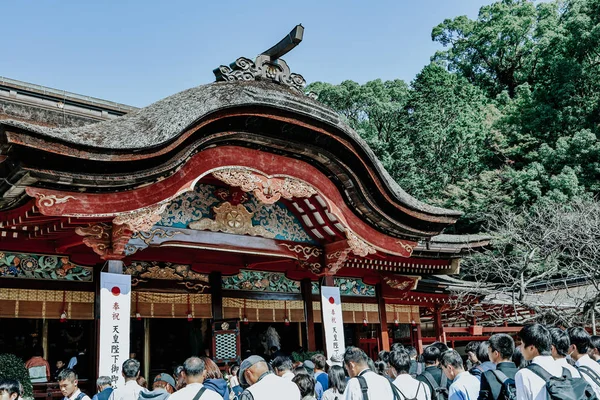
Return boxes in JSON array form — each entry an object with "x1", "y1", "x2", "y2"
[
  {"x1": 416, "y1": 345, "x2": 448, "y2": 400},
  {"x1": 430, "y1": 342, "x2": 450, "y2": 362},
  {"x1": 389, "y1": 350, "x2": 430, "y2": 400},
  {"x1": 269, "y1": 347, "x2": 285, "y2": 360},
  {"x1": 294, "y1": 364, "x2": 308, "y2": 376},
  {"x1": 406, "y1": 346, "x2": 423, "y2": 376},
  {"x1": 322, "y1": 366, "x2": 346, "y2": 400},
  {"x1": 511, "y1": 347, "x2": 528, "y2": 370},
  {"x1": 25, "y1": 346, "x2": 51, "y2": 383},
  {"x1": 549, "y1": 327, "x2": 580, "y2": 377},
  {"x1": 173, "y1": 366, "x2": 185, "y2": 391},
  {"x1": 168, "y1": 357, "x2": 221, "y2": 400},
  {"x1": 515, "y1": 324, "x2": 563, "y2": 400},
  {"x1": 374, "y1": 360, "x2": 392, "y2": 381},
  {"x1": 272, "y1": 357, "x2": 295, "y2": 380},
  {"x1": 55, "y1": 360, "x2": 66, "y2": 381},
  {"x1": 109, "y1": 359, "x2": 143, "y2": 400},
  {"x1": 227, "y1": 365, "x2": 243, "y2": 399},
  {"x1": 479, "y1": 334, "x2": 518, "y2": 400},
  {"x1": 326, "y1": 354, "x2": 343, "y2": 369},
  {"x1": 92, "y1": 376, "x2": 113, "y2": 400},
  {"x1": 440, "y1": 350, "x2": 479, "y2": 400},
  {"x1": 201, "y1": 356, "x2": 230, "y2": 399},
  {"x1": 342, "y1": 346, "x2": 394, "y2": 400},
  {"x1": 139, "y1": 373, "x2": 176, "y2": 400},
  {"x1": 0, "y1": 379, "x2": 20, "y2": 400},
  {"x1": 68, "y1": 349, "x2": 89, "y2": 379},
  {"x1": 391, "y1": 343, "x2": 405, "y2": 353},
  {"x1": 466, "y1": 342, "x2": 481, "y2": 371},
  {"x1": 302, "y1": 360, "x2": 323, "y2": 400},
  {"x1": 567, "y1": 327, "x2": 600, "y2": 397},
  {"x1": 470, "y1": 341, "x2": 496, "y2": 381},
  {"x1": 58, "y1": 369, "x2": 91, "y2": 400},
  {"x1": 137, "y1": 377, "x2": 147, "y2": 390},
  {"x1": 238, "y1": 355, "x2": 301, "y2": 400},
  {"x1": 590, "y1": 335, "x2": 600, "y2": 363},
  {"x1": 293, "y1": 375, "x2": 316, "y2": 400},
  {"x1": 312, "y1": 354, "x2": 329, "y2": 392}
]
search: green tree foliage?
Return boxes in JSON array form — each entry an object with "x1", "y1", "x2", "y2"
[
  {"x1": 0, "y1": 353, "x2": 33, "y2": 397},
  {"x1": 310, "y1": 0, "x2": 600, "y2": 235}
]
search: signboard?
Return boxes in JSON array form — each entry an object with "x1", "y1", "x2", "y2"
[
  {"x1": 99, "y1": 272, "x2": 131, "y2": 388},
  {"x1": 321, "y1": 286, "x2": 345, "y2": 360}
]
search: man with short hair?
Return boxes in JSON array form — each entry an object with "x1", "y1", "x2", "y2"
[
  {"x1": 58, "y1": 369, "x2": 91, "y2": 400},
  {"x1": 312, "y1": 354, "x2": 329, "y2": 393},
  {"x1": 109, "y1": 359, "x2": 143, "y2": 400},
  {"x1": 92, "y1": 377, "x2": 113, "y2": 400},
  {"x1": 272, "y1": 356, "x2": 295, "y2": 380},
  {"x1": 342, "y1": 346, "x2": 394, "y2": 400},
  {"x1": 169, "y1": 357, "x2": 221, "y2": 400},
  {"x1": 589, "y1": 335, "x2": 600, "y2": 363},
  {"x1": 239, "y1": 355, "x2": 301, "y2": 400},
  {"x1": 478, "y1": 334, "x2": 517, "y2": 400},
  {"x1": 466, "y1": 342, "x2": 481, "y2": 371},
  {"x1": 406, "y1": 346, "x2": 423, "y2": 376},
  {"x1": 416, "y1": 346, "x2": 448, "y2": 400},
  {"x1": 515, "y1": 324, "x2": 563, "y2": 400},
  {"x1": 440, "y1": 350, "x2": 480, "y2": 400},
  {"x1": 568, "y1": 327, "x2": 600, "y2": 397},
  {"x1": 390, "y1": 350, "x2": 430, "y2": 400},
  {"x1": 549, "y1": 327, "x2": 580, "y2": 377}
]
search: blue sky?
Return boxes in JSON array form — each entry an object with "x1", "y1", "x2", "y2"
[{"x1": 1, "y1": 0, "x2": 494, "y2": 107}]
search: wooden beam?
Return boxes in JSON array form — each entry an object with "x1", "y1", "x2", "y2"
[
  {"x1": 376, "y1": 284, "x2": 390, "y2": 351},
  {"x1": 301, "y1": 278, "x2": 316, "y2": 352},
  {"x1": 210, "y1": 272, "x2": 223, "y2": 320}
]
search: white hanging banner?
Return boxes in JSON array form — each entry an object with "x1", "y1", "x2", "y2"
[
  {"x1": 321, "y1": 286, "x2": 345, "y2": 360},
  {"x1": 99, "y1": 272, "x2": 131, "y2": 388}
]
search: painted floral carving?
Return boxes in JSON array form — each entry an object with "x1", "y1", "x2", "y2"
[
  {"x1": 310, "y1": 278, "x2": 375, "y2": 297},
  {"x1": 0, "y1": 252, "x2": 92, "y2": 281},
  {"x1": 189, "y1": 202, "x2": 275, "y2": 238},
  {"x1": 124, "y1": 261, "x2": 209, "y2": 282},
  {"x1": 158, "y1": 183, "x2": 314, "y2": 243},
  {"x1": 222, "y1": 269, "x2": 301, "y2": 293}
]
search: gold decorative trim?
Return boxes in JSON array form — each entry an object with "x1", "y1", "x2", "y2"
[
  {"x1": 135, "y1": 292, "x2": 210, "y2": 305},
  {"x1": 189, "y1": 202, "x2": 275, "y2": 238},
  {"x1": 15, "y1": 300, "x2": 19, "y2": 318},
  {"x1": 0, "y1": 289, "x2": 94, "y2": 302},
  {"x1": 346, "y1": 230, "x2": 376, "y2": 257},
  {"x1": 222, "y1": 298, "x2": 304, "y2": 310},
  {"x1": 133, "y1": 228, "x2": 185, "y2": 246},
  {"x1": 279, "y1": 243, "x2": 322, "y2": 259},
  {"x1": 113, "y1": 202, "x2": 169, "y2": 233}
]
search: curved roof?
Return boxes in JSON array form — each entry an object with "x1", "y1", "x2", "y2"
[{"x1": 0, "y1": 80, "x2": 462, "y2": 240}]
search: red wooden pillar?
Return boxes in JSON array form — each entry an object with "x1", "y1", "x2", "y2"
[
  {"x1": 413, "y1": 320, "x2": 423, "y2": 354},
  {"x1": 376, "y1": 284, "x2": 390, "y2": 351},
  {"x1": 301, "y1": 278, "x2": 317, "y2": 352},
  {"x1": 433, "y1": 305, "x2": 444, "y2": 343}
]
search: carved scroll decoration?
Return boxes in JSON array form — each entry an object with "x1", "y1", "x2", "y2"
[
  {"x1": 133, "y1": 228, "x2": 186, "y2": 246},
  {"x1": 189, "y1": 202, "x2": 275, "y2": 238},
  {"x1": 212, "y1": 168, "x2": 317, "y2": 205},
  {"x1": 214, "y1": 56, "x2": 306, "y2": 93},
  {"x1": 346, "y1": 230, "x2": 376, "y2": 257},
  {"x1": 396, "y1": 240, "x2": 416, "y2": 257},
  {"x1": 112, "y1": 202, "x2": 169, "y2": 233},
  {"x1": 279, "y1": 243, "x2": 322, "y2": 260},
  {"x1": 75, "y1": 223, "x2": 132, "y2": 260},
  {"x1": 325, "y1": 248, "x2": 352, "y2": 276},
  {"x1": 383, "y1": 275, "x2": 420, "y2": 292},
  {"x1": 36, "y1": 194, "x2": 76, "y2": 208}
]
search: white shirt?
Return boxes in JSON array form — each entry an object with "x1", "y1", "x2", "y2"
[
  {"x1": 66, "y1": 389, "x2": 91, "y2": 400},
  {"x1": 576, "y1": 354, "x2": 600, "y2": 397},
  {"x1": 109, "y1": 380, "x2": 143, "y2": 400},
  {"x1": 281, "y1": 371, "x2": 295, "y2": 381},
  {"x1": 343, "y1": 369, "x2": 394, "y2": 400},
  {"x1": 555, "y1": 357, "x2": 580, "y2": 378},
  {"x1": 245, "y1": 373, "x2": 301, "y2": 400},
  {"x1": 515, "y1": 355, "x2": 562, "y2": 400},
  {"x1": 393, "y1": 374, "x2": 431, "y2": 400},
  {"x1": 168, "y1": 382, "x2": 222, "y2": 400}
]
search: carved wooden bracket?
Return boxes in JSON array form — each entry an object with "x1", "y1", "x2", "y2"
[
  {"x1": 75, "y1": 223, "x2": 133, "y2": 260},
  {"x1": 324, "y1": 240, "x2": 352, "y2": 276},
  {"x1": 382, "y1": 275, "x2": 420, "y2": 292},
  {"x1": 112, "y1": 202, "x2": 168, "y2": 233},
  {"x1": 279, "y1": 243, "x2": 324, "y2": 275}
]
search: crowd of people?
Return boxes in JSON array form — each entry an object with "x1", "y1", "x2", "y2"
[{"x1": 4, "y1": 323, "x2": 600, "y2": 399}]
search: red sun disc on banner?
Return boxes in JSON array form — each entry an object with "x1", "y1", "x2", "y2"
[
  {"x1": 111, "y1": 286, "x2": 121, "y2": 296},
  {"x1": 328, "y1": 297, "x2": 335, "y2": 304}
]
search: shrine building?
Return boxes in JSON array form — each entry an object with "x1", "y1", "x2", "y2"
[{"x1": 0, "y1": 28, "x2": 493, "y2": 381}]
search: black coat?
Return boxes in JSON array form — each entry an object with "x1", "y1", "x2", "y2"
[{"x1": 478, "y1": 362, "x2": 518, "y2": 400}]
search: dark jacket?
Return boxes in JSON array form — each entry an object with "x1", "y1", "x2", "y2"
[
  {"x1": 416, "y1": 365, "x2": 448, "y2": 399},
  {"x1": 478, "y1": 361, "x2": 518, "y2": 400},
  {"x1": 204, "y1": 378, "x2": 230, "y2": 400}
]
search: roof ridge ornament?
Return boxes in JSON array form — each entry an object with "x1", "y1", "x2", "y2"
[{"x1": 213, "y1": 24, "x2": 307, "y2": 93}]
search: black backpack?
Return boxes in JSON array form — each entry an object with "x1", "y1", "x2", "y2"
[
  {"x1": 527, "y1": 364, "x2": 597, "y2": 400},
  {"x1": 419, "y1": 371, "x2": 448, "y2": 400},
  {"x1": 490, "y1": 370, "x2": 516, "y2": 400}
]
